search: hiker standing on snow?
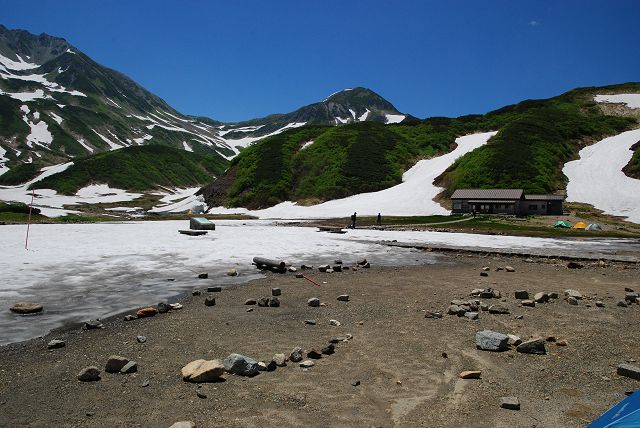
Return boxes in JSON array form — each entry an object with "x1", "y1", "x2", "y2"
[
  {"x1": 377, "y1": 213, "x2": 382, "y2": 226},
  {"x1": 351, "y1": 212, "x2": 357, "y2": 229}
]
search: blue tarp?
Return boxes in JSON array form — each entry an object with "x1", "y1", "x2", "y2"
[{"x1": 588, "y1": 391, "x2": 640, "y2": 427}]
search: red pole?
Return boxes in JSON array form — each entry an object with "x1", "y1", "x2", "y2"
[
  {"x1": 302, "y1": 274, "x2": 321, "y2": 286},
  {"x1": 25, "y1": 189, "x2": 34, "y2": 250}
]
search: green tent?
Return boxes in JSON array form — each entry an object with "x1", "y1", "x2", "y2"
[{"x1": 553, "y1": 220, "x2": 572, "y2": 228}]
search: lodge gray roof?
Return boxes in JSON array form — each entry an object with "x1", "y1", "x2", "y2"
[
  {"x1": 524, "y1": 194, "x2": 566, "y2": 201},
  {"x1": 450, "y1": 189, "x2": 524, "y2": 200}
]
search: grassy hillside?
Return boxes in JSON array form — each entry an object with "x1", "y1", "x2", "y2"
[
  {"x1": 33, "y1": 145, "x2": 228, "y2": 194},
  {"x1": 201, "y1": 83, "x2": 639, "y2": 209}
]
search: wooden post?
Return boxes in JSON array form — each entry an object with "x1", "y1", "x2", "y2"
[{"x1": 25, "y1": 189, "x2": 35, "y2": 250}]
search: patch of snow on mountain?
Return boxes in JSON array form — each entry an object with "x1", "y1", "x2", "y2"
[
  {"x1": 300, "y1": 140, "x2": 314, "y2": 150},
  {"x1": 0, "y1": 52, "x2": 40, "y2": 71},
  {"x1": 594, "y1": 94, "x2": 640, "y2": 109},
  {"x1": 335, "y1": 116, "x2": 349, "y2": 124},
  {"x1": 66, "y1": 48, "x2": 76, "y2": 54},
  {"x1": 76, "y1": 138, "x2": 94, "y2": 153},
  {"x1": 150, "y1": 187, "x2": 203, "y2": 213},
  {"x1": 563, "y1": 128, "x2": 640, "y2": 223},
  {"x1": 0, "y1": 88, "x2": 52, "y2": 102},
  {"x1": 0, "y1": 145, "x2": 9, "y2": 176},
  {"x1": 105, "y1": 97, "x2": 121, "y2": 108},
  {"x1": 358, "y1": 109, "x2": 370, "y2": 121},
  {"x1": 222, "y1": 122, "x2": 307, "y2": 149},
  {"x1": 349, "y1": 109, "x2": 356, "y2": 119},
  {"x1": 22, "y1": 108, "x2": 53, "y2": 148},
  {"x1": 183, "y1": 141, "x2": 193, "y2": 152},
  {"x1": 208, "y1": 131, "x2": 497, "y2": 219},
  {"x1": 132, "y1": 134, "x2": 153, "y2": 145},
  {"x1": 385, "y1": 114, "x2": 405, "y2": 124},
  {"x1": 218, "y1": 125, "x2": 265, "y2": 136},
  {"x1": 91, "y1": 129, "x2": 122, "y2": 151},
  {"x1": 48, "y1": 112, "x2": 63, "y2": 124},
  {"x1": 323, "y1": 88, "x2": 353, "y2": 102}
]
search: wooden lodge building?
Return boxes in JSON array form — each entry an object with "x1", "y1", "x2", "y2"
[{"x1": 450, "y1": 189, "x2": 565, "y2": 216}]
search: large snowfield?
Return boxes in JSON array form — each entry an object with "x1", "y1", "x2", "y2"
[{"x1": 1, "y1": 219, "x2": 637, "y2": 345}]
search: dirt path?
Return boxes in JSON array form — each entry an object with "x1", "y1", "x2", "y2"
[{"x1": 0, "y1": 253, "x2": 638, "y2": 427}]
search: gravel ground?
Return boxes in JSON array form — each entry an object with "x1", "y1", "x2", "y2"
[{"x1": 0, "y1": 252, "x2": 639, "y2": 428}]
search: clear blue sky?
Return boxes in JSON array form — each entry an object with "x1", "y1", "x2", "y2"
[{"x1": 2, "y1": 0, "x2": 639, "y2": 122}]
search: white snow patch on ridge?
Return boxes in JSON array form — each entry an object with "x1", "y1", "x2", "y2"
[
  {"x1": 358, "y1": 109, "x2": 370, "y2": 121},
  {"x1": 209, "y1": 131, "x2": 497, "y2": 219},
  {"x1": 594, "y1": 94, "x2": 640, "y2": 109},
  {"x1": 222, "y1": 122, "x2": 307, "y2": 149},
  {"x1": 0, "y1": 88, "x2": 52, "y2": 102},
  {"x1": 183, "y1": 141, "x2": 193, "y2": 152},
  {"x1": 21, "y1": 106, "x2": 53, "y2": 148},
  {"x1": 92, "y1": 129, "x2": 122, "y2": 151},
  {"x1": 385, "y1": 114, "x2": 405, "y2": 124},
  {"x1": 563, "y1": 128, "x2": 640, "y2": 223},
  {"x1": 0, "y1": 145, "x2": 9, "y2": 176},
  {"x1": 0, "y1": 53, "x2": 40, "y2": 71}
]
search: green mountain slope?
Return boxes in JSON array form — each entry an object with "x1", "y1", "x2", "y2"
[
  {"x1": 200, "y1": 83, "x2": 639, "y2": 209},
  {"x1": 33, "y1": 145, "x2": 227, "y2": 194}
]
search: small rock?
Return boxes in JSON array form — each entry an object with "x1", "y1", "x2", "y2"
[
  {"x1": 169, "y1": 423, "x2": 196, "y2": 428},
  {"x1": 567, "y1": 261, "x2": 583, "y2": 269},
  {"x1": 196, "y1": 390, "x2": 207, "y2": 399},
  {"x1": 318, "y1": 264, "x2": 330, "y2": 272},
  {"x1": 307, "y1": 349, "x2": 322, "y2": 359},
  {"x1": 244, "y1": 299, "x2": 257, "y2": 305},
  {"x1": 332, "y1": 265, "x2": 343, "y2": 272},
  {"x1": 300, "y1": 360, "x2": 315, "y2": 368},
  {"x1": 307, "y1": 297, "x2": 320, "y2": 307},
  {"x1": 273, "y1": 354, "x2": 286, "y2": 366},
  {"x1": 556, "y1": 340, "x2": 568, "y2": 346},
  {"x1": 9, "y1": 302, "x2": 43, "y2": 314},
  {"x1": 136, "y1": 307, "x2": 158, "y2": 318},
  {"x1": 329, "y1": 319, "x2": 341, "y2": 326},
  {"x1": 447, "y1": 305, "x2": 462, "y2": 315},
  {"x1": 257, "y1": 297, "x2": 270, "y2": 307},
  {"x1": 356, "y1": 258, "x2": 367, "y2": 265},
  {"x1": 334, "y1": 259, "x2": 343, "y2": 265},
  {"x1": 321, "y1": 344, "x2": 335, "y2": 355},
  {"x1": 295, "y1": 273, "x2": 304, "y2": 278},
  {"x1": 120, "y1": 361, "x2": 138, "y2": 374},
  {"x1": 136, "y1": 335, "x2": 147, "y2": 344},
  {"x1": 223, "y1": 354, "x2": 259, "y2": 376},
  {"x1": 617, "y1": 364, "x2": 640, "y2": 380},
  {"x1": 480, "y1": 272, "x2": 488, "y2": 277},
  {"x1": 515, "y1": 315, "x2": 524, "y2": 320},
  {"x1": 181, "y1": 359, "x2": 225, "y2": 382},
  {"x1": 204, "y1": 297, "x2": 216, "y2": 307},
  {"x1": 505, "y1": 266, "x2": 515, "y2": 272},
  {"x1": 265, "y1": 360, "x2": 277, "y2": 371},
  {"x1": 170, "y1": 303, "x2": 183, "y2": 310},
  {"x1": 424, "y1": 311, "x2": 443, "y2": 319},
  {"x1": 488, "y1": 305, "x2": 510, "y2": 314},
  {"x1": 363, "y1": 262, "x2": 371, "y2": 269},
  {"x1": 480, "y1": 303, "x2": 489, "y2": 311},
  {"x1": 548, "y1": 292, "x2": 559, "y2": 299},
  {"x1": 301, "y1": 264, "x2": 313, "y2": 270},
  {"x1": 482, "y1": 266, "x2": 490, "y2": 271},
  {"x1": 157, "y1": 302, "x2": 170, "y2": 314},
  {"x1": 514, "y1": 290, "x2": 529, "y2": 299},
  {"x1": 507, "y1": 334, "x2": 522, "y2": 346},
  {"x1": 226, "y1": 269, "x2": 238, "y2": 277},
  {"x1": 625, "y1": 292, "x2": 639, "y2": 303},
  {"x1": 77, "y1": 366, "x2": 101, "y2": 382},
  {"x1": 567, "y1": 297, "x2": 579, "y2": 306},
  {"x1": 596, "y1": 301, "x2": 605, "y2": 307},
  {"x1": 257, "y1": 361, "x2": 268, "y2": 371},
  {"x1": 475, "y1": 330, "x2": 509, "y2": 352},
  {"x1": 105, "y1": 355, "x2": 130, "y2": 373},
  {"x1": 207, "y1": 286, "x2": 222, "y2": 292},
  {"x1": 500, "y1": 397, "x2": 520, "y2": 410},
  {"x1": 337, "y1": 294, "x2": 350, "y2": 302},
  {"x1": 288, "y1": 266, "x2": 297, "y2": 272},
  {"x1": 617, "y1": 300, "x2": 628, "y2": 308},
  {"x1": 464, "y1": 312, "x2": 479, "y2": 320},
  {"x1": 124, "y1": 314, "x2": 137, "y2": 321},
  {"x1": 289, "y1": 347, "x2": 303, "y2": 362},
  {"x1": 141, "y1": 379, "x2": 150, "y2": 387},
  {"x1": 304, "y1": 319, "x2": 316, "y2": 325},
  {"x1": 516, "y1": 338, "x2": 547, "y2": 355},
  {"x1": 351, "y1": 380, "x2": 360, "y2": 386},
  {"x1": 545, "y1": 336, "x2": 557, "y2": 342},
  {"x1": 84, "y1": 319, "x2": 103, "y2": 330},
  {"x1": 533, "y1": 292, "x2": 549, "y2": 303},
  {"x1": 269, "y1": 297, "x2": 280, "y2": 307},
  {"x1": 459, "y1": 370, "x2": 481, "y2": 379},
  {"x1": 271, "y1": 288, "x2": 281, "y2": 296},
  {"x1": 192, "y1": 289, "x2": 201, "y2": 296},
  {"x1": 47, "y1": 339, "x2": 65, "y2": 349},
  {"x1": 564, "y1": 289, "x2": 583, "y2": 299},
  {"x1": 246, "y1": 308, "x2": 253, "y2": 312},
  {"x1": 198, "y1": 272, "x2": 208, "y2": 279}
]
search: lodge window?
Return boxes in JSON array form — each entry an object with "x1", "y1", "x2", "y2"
[{"x1": 453, "y1": 202, "x2": 461, "y2": 210}]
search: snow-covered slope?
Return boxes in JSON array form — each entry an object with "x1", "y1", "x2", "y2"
[
  {"x1": 207, "y1": 131, "x2": 496, "y2": 219},
  {"x1": 594, "y1": 94, "x2": 640, "y2": 109},
  {"x1": 563, "y1": 128, "x2": 640, "y2": 223}
]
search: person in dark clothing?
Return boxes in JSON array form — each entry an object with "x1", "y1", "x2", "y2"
[
  {"x1": 377, "y1": 213, "x2": 382, "y2": 226},
  {"x1": 472, "y1": 207, "x2": 476, "y2": 218},
  {"x1": 351, "y1": 212, "x2": 357, "y2": 229}
]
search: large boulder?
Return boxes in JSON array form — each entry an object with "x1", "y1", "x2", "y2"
[
  {"x1": 223, "y1": 353, "x2": 259, "y2": 376},
  {"x1": 475, "y1": 330, "x2": 509, "y2": 352},
  {"x1": 181, "y1": 359, "x2": 225, "y2": 382},
  {"x1": 10, "y1": 302, "x2": 43, "y2": 314},
  {"x1": 105, "y1": 355, "x2": 130, "y2": 373}
]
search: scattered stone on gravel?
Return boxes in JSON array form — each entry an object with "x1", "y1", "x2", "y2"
[
  {"x1": 482, "y1": 266, "x2": 490, "y2": 271},
  {"x1": 257, "y1": 361, "x2": 268, "y2": 371},
  {"x1": 226, "y1": 269, "x2": 238, "y2": 277},
  {"x1": 480, "y1": 303, "x2": 489, "y2": 311},
  {"x1": 617, "y1": 300, "x2": 628, "y2": 308},
  {"x1": 301, "y1": 264, "x2": 313, "y2": 270},
  {"x1": 196, "y1": 389, "x2": 207, "y2": 399},
  {"x1": 500, "y1": 397, "x2": 520, "y2": 410},
  {"x1": 488, "y1": 305, "x2": 510, "y2": 314},
  {"x1": 257, "y1": 297, "x2": 270, "y2": 307},
  {"x1": 198, "y1": 272, "x2": 208, "y2": 279},
  {"x1": 136, "y1": 335, "x2": 147, "y2": 344},
  {"x1": 265, "y1": 360, "x2": 277, "y2": 371},
  {"x1": 556, "y1": 339, "x2": 568, "y2": 346},
  {"x1": 288, "y1": 266, "x2": 297, "y2": 272},
  {"x1": 269, "y1": 297, "x2": 280, "y2": 307},
  {"x1": 333, "y1": 265, "x2": 343, "y2": 272},
  {"x1": 425, "y1": 311, "x2": 443, "y2": 319},
  {"x1": 9, "y1": 302, "x2": 43, "y2": 314},
  {"x1": 567, "y1": 297, "x2": 579, "y2": 306},
  {"x1": 329, "y1": 319, "x2": 341, "y2": 326},
  {"x1": 514, "y1": 290, "x2": 529, "y2": 299},
  {"x1": 246, "y1": 308, "x2": 253, "y2": 312},
  {"x1": 300, "y1": 360, "x2": 315, "y2": 368},
  {"x1": 204, "y1": 297, "x2": 216, "y2": 307},
  {"x1": 192, "y1": 289, "x2": 201, "y2": 296},
  {"x1": 521, "y1": 300, "x2": 535, "y2": 307},
  {"x1": 534, "y1": 292, "x2": 549, "y2": 303},
  {"x1": 595, "y1": 301, "x2": 605, "y2": 307},
  {"x1": 84, "y1": 319, "x2": 103, "y2": 330},
  {"x1": 157, "y1": 302, "x2": 170, "y2": 314},
  {"x1": 505, "y1": 266, "x2": 515, "y2": 272},
  {"x1": 464, "y1": 312, "x2": 479, "y2": 320},
  {"x1": 357, "y1": 258, "x2": 367, "y2": 265},
  {"x1": 181, "y1": 359, "x2": 225, "y2": 382},
  {"x1": 307, "y1": 349, "x2": 322, "y2": 359},
  {"x1": 567, "y1": 262, "x2": 583, "y2": 269},
  {"x1": 47, "y1": 339, "x2": 65, "y2": 349},
  {"x1": 141, "y1": 379, "x2": 150, "y2": 387},
  {"x1": 223, "y1": 354, "x2": 259, "y2": 376},
  {"x1": 289, "y1": 347, "x2": 303, "y2": 363},
  {"x1": 351, "y1": 380, "x2": 361, "y2": 386},
  {"x1": 548, "y1": 292, "x2": 559, "y2": 299},
  {"x1": 271, "y1": 288, "x2": 281, "y2": 296},
  {"x1": 136, "y1": 307, "x2": 158, "y2": 318},
  {"x1": 273, "y1": 354, "x2": 286, "y2": 366},
  {"x1": 207, "y1": 286, "x2": 222, "y2": 293},
  {"x1": 475, "y1": 330, "x2": 509, "y2": 352},
  {"x1": 307, "y1": 297, "x2": 320, "y2": 307},
  {"x1": 507, "y1": 334, "x2": 522, "y2": 346},
  {"x1": 318, "y1": 264, "x2": 330, "y2": 272},
  {"x1": 77, "y1": 366, "x2": 101, "y2": 382},
  {"x1": 244, "y1": 299, "x2": 256, "y2": 305},
  {"x1": 625, "y1": 292, "x2": 639, "y2": 303},
  {"x1": 170, "y1": 303, "x2": 183, "y2": 310},
  {"x1": 516, "y1": 338, "x2": 547, "y2": 355},
  {"x1": 304, "y1": 319, "x2": 316, "y2": 325},
  {"x1": 295, "y1": 273, "x2": 304, "y2": 278},
  {"x1": 124, "y1": 315, "x2": 137, "y2": 321},
  {"x1": 363, "y1": 262, "x2": 371, "y2": 269},
  {"x1": 617, "y1": 364, "x2": 640, "y2": 380},
  {"x1": 448, "y1": 305, "x2": 462, "y2": 315},
  {"x1": 120, "y1": 361, "x2": 138, "y2": 374},
  {"x1": 321, "y1": 344, "x2": 335, "y2": 355},
  {"x1": 459, "y1": 370, "x2": 482, "y2": 379},
  {"x1": 480, "y1": 272, "x2": 488, "y2": 277},
  {"x1": 337, "y1": 294, "x2": 350, "y2": 302},
  {"x1": 545, "y1": 336, "x2": 557, "y2": 342},
  {"x1": 564, "y1": 289, "x2": 583, "y2": 299},
  {"x1": 169, "y1": 422, "x2": 196, "y2": 428},
  {"x1": 105, "y1": 355, "x2": 130, "y2": 373}
]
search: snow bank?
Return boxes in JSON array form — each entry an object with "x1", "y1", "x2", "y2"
[
  {"x1": 0, "y1": 52, "x2": 40, "y2": 71},
  {"x1": 222, "y1": 122, "x2": 307, "y2": 149},
  {"x1": 0, "y1": 145, "x2": 9, "y2": 176},
  {"x1": 594, "y1": 94, "x2": 640, "y2": 109},
  {"x1": 209, "y1": 131, "x2": 497, "y2": 219},
  {"x1": 563, "y1": 128, "x2": 640, "y2": 223},
  {"x1": 150, "y1": 187, "x2": 203, "y2": 213},
  {"x1": 385, "y1": 114, "x2": 405, "y2": 124},
  {"x1": 358, "y1": 109, "x2": 370, "y2": 121}
]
